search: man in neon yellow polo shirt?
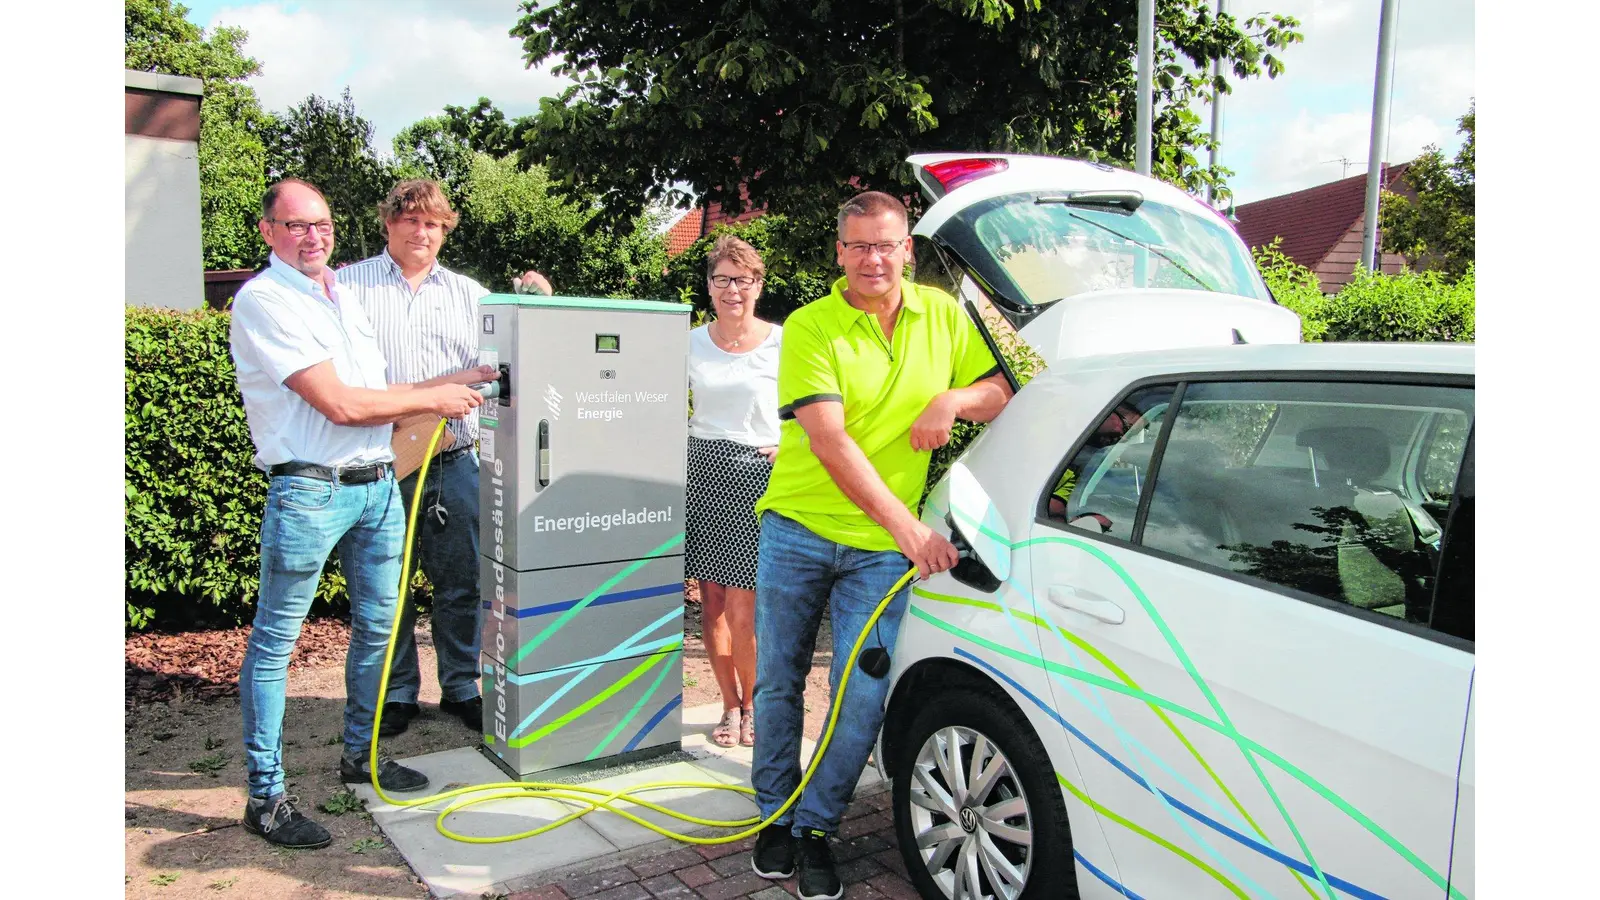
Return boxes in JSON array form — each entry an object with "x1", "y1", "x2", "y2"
[{"x1": 748, "y1": 191, "x2": 1013, "y2": 900}]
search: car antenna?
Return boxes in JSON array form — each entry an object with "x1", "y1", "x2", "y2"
[{"x1": 1232, "y1": 328, "x2": 1248, "y2": 344}]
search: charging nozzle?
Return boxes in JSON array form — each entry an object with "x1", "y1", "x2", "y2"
[{"x1": 474, "y1": 381, "x2": 502, "y2": 400}]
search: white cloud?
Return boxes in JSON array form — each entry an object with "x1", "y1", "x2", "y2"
[
  {"x1": 205, "y1": 1, "x2": 567, "y2": 156},
  {"x1": 1219, "y1": 0, "x2": 1472, "y2": 201}
]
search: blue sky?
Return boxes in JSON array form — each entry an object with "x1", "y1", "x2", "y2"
[{"x1": 179, "y1": 0, "x2": 1473, "y2": 207}]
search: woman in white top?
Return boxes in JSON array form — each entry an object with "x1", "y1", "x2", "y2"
[{"x1": 686, "y1": 235, "x2": 782, "y2": 748}]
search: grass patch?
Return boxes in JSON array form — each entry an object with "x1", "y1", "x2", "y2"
[
  {"x1": 319, "y1": 788, "x2": 364, "y2": 816},
  {"x1": 188, "y1": 752, "x2": 231, "y2": 777}
]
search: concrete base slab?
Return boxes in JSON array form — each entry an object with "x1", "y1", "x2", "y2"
[{"x1": 361, "y1": 702, "x2": 886, "y2": 897}]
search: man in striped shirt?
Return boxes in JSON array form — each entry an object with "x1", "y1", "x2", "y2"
[{"x1": 337, "y1": 178, "x2": 550, "y2": 737}]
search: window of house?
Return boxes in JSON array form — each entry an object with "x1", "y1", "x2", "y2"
[{"x1": 1136, "y1": 380, "x2": 1473, "y2": 627}]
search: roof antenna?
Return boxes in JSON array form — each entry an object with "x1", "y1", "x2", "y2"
[{"x1": 1232, "y1": 328, "x2": 1247, "y2": 344}]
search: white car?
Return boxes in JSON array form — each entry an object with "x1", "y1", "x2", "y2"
[{"x1": 874, "y1": 154, "x2": 1474, "y2": 900}]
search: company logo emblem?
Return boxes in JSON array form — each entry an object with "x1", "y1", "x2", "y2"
[
  {"x1": 543, "y1": 384, "x2": 562, "y2": 419},
  {"x1": 958, "y1": 807, "x2": 978, "y2": 833}
]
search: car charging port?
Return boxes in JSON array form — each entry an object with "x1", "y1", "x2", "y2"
[{"x1": 945, "y1": 514, "x2": 1001, "y2": 593}]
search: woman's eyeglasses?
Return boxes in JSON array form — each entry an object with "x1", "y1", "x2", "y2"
[{"x1": 709, "y1": 274, "x2": 761, "y2": 289}]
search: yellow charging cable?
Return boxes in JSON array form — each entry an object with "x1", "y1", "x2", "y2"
[{"x1": 364, "y1": 419, "x2": 914, "y2": 844}]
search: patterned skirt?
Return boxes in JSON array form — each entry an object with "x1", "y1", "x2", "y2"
[{"x1": 685, "y1": 436, "x2": 774, "y2": 591}]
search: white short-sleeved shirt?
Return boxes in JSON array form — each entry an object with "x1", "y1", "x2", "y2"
[
  {"x1": 230, "y1": 253, "x2": 394, "y2": 471},
  {"x1": 687, "y1": 323, "x2": 782, "y2": 446}
]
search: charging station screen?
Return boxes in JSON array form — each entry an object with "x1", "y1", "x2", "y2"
[{"x1": 596, "y1": 334, "x2": 621, "y2": 353}]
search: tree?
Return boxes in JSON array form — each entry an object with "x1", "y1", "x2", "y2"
[
  {"x1": 1381, "y1": 102, "x2": 1474, "y2": 281},
  {"x1": 125, "y1": 0, "x2": 276, "y2": 270},
  {"x1": 510, "y1": 0, "x2": 1302, "y2": 252},
  {"x1": 394, "y1": 98, "x2": 533, "y2": 197},
  {"x1": 265, "y1": 89, "x2": 397, "y2": 265},
  {"x1": 436, "y1": 152, "x2": 668, "y2": 297}
]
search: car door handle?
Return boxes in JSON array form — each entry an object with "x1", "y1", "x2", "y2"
[{"x1": 1047, "y1": 585, "x2": 1126, "y2": 625}]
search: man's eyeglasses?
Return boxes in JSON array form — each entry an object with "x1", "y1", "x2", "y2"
[
  {"x1": 841, "y1": 239, "x2": 907, "y2": 257},
  {"x1": 271, "y1": 219, "x2": 335, "y2": 238},
  {"x1": 709, "y1": 274, "x2": 761, "y2": 289}
]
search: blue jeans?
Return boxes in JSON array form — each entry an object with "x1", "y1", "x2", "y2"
[
  {"x1": 240, "y1": 472, "x2": 405, "y2": 799},
  {"x1": 389, "y1": 450, "x2": 482, "y2": 705},
  {"x1": 752, "y1": 512, "x2": 913, "y2": 836}
]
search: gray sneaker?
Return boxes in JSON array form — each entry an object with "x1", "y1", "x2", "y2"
[{"x1": 242, "y1": 794, "x2": 331, "y2": 849}]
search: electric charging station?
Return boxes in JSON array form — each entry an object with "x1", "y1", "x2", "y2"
[{"x1": 474, "y1": 294, "x2": 692, "y2": 780}]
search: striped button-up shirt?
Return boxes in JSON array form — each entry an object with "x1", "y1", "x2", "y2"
[{"x1": 337, "y1": 249, "x2": 490, "y2": 446}]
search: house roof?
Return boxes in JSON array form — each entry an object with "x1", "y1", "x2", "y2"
[
  {"x1": 663, "y1": 208, "x2": 704, "y2": 257},
  {"x1": 1233, "y1": 164, "x2": 1411, "y2": 270}
]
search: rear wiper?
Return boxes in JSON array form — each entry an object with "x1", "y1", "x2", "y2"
[
  {"x1": 1063, "y1": 211, "x2": 1216, "y2": 293},
  {"x1": 1037, "y1": 190, "x2": 1144, "y2": 214}
]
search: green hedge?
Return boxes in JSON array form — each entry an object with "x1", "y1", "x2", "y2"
[
  {"x1": 1255, "y1": 240, "x2": 1476, "y2": 343},
  {"x1": 126, "y1": 307, "x2": 351, "y2": 630}
]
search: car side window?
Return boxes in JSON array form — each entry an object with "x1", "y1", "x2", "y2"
[
  {"x1": 1041, "y1": 384, "x2": 1176, "y2": 541},
  {"x1": 1138, "y1": 380, "x2": 1473, "y2": 630}
]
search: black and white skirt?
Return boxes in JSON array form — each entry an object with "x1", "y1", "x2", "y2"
[{"x1": 685, "y1": 436, "x2": 773, "y2": 591}]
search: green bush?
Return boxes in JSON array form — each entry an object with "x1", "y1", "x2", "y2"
[
  {"x1": 125, "y1": 307, "x2": 350, "y2": 630},
  {"x1": 1253, "y1": 239, "x2": 1476, "y2": 343}
]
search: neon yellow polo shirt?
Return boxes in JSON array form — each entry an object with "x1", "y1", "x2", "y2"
[{"x1": 755, "y1": 277, "x2": 1000, "y2": 551}]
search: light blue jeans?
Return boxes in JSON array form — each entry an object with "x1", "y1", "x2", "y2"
[
  {"x1": 240, "y1": 472, "x2": 404, "y2": 799},
  {"x1": 752, "y1": 512, "x2": 913, "y2": 836},
  {"x1": 389, "y1": 450, "x2": 482, "y2": 705}
]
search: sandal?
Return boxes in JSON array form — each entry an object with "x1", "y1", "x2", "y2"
[
  {"x1": 712, "y1": 708, "x2": 740, "y2": 747},
  {"x1": 739, "y1": 708, "x2": 755, "y2": 747}
]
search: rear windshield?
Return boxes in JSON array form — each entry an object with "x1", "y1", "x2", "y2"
[{"x1": 935, "y1": 190, "x2": 1272, "y2": 306}]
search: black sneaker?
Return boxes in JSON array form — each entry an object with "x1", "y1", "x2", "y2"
[
  {"x1": 378, "y1": 701, "x2": 420, "y2": 738},
  {"x1": 751, "y1": 823, "x2": 796, "y2": 879},
  {"x1": 241, "y1": 794, "x2": 331, "y2": 849},
  {"x1": 339, "y1": 753, "x2": 430, "y2": 792},
  {"x1": 796, "y1": 829, "x2": 842, "y2": 900},
  {"x1": 438, "y1": 695, "x2": 483, "y2": 731}
]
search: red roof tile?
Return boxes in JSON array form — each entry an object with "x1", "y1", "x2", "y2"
[
  {"x1": 663, "y1": 208, "x2": 705, "y2": 257},
  {"x1": 1234, "y1": 164, "x2": 1411, "y2": 270}
]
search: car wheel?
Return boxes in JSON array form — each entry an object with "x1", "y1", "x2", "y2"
[{"x1": 891, "y1": 687, "x2": 1078, "y2": 900}]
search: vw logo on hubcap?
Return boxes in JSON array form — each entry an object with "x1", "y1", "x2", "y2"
[{"x1": 958, "y1": 806, "x2": 978, "y2": 833}]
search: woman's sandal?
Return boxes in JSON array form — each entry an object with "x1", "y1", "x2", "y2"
[
  {"x1": 739, "y1": 707, "x2": 755, "y2": 747},
  {"x1": 712, "y1": 708, "x2": 741, "y2": 747}
]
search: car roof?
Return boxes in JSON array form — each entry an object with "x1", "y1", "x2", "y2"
[
  {"x1": 1033, "y1": 340, "x2": 1476, "y2": 385},
  {"x1": 910, "y1": 153, "x2": 1229, "y2": 235}
]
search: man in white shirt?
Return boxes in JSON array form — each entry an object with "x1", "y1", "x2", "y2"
[
  {"x1": 337, "y1": 179, "x2": 549, "y2": 738},
  {"x1": 229, "y1": 178, "x2": 494, "y2": 850}
]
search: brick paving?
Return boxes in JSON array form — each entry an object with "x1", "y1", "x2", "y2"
[{"x1": 507, "y1": 791, "x2": 922, "y2": 900}]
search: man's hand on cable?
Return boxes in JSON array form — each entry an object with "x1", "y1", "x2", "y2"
[
  {"x1": 891, "y1": 517, "x2": 960, "y2": 579},
  {"x1": 909, "y1": 392, "x2": 959, "y2": 451},
  {"x1": 425, "y1": 384, "x2": 484, "y2": 419}
]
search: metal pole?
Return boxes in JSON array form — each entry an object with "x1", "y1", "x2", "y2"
[
  {"x1": 1207, "y1": 0, "x2": 1227, "y2": 203},
  {"x1": 1360, "y1": 0, "x2": 1400, "y2": 271},
  {"x1": 1136, "y1": 0, "x2": 1153, "y2": 176}
]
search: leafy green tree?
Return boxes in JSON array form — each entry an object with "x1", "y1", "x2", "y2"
[
  {"x1": 1381, "y1": 102, "x2": 1474, "y2": 280},
  {"x1": 1254, "y1": 239, "x2": 1474, "y2": 343},
  {"x1": 511, "y1": 0, "x2": 1302, "y2": 246},
  {"x1": 265, "y1": 89, "x2": 397, "y2": 265},
  {"x1": 125, "y1": 0, "x2": 275, "y2": 270},
  {"x1": 394, "y1": 98, "x2": 533, "y2": 196},
  {"x1": 439, "y1": 152, "x2": 668, "y2": 297}
]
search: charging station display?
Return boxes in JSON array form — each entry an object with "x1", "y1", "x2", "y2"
[{"x1": 475, "y1": 294, "x2": 691, "y2": 779}]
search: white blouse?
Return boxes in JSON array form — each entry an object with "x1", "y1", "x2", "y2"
[{"x1": 687, "y1": 323, "x2": 783, "y2": 446}]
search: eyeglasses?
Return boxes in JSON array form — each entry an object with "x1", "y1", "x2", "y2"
[
  {"x1": 709, "y1": 274, "x2": 761, "y2": 289},
  {"x1": 271, "y1": 219, "x2": 335, "y2": 237},
  {"x1": 841, "y1": 239, "x2": 907, "y2": 257}
]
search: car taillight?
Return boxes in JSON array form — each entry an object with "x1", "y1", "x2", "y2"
[{"x1": 924, "y1": 158, "x2": 1009, "y2": 195}]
